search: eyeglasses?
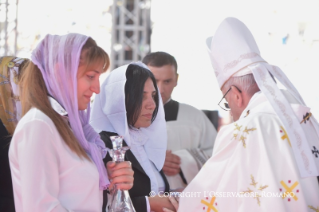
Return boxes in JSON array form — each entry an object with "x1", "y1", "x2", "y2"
[{"x1": 218, "y1": 85, "x2": 242, "y2": 111}]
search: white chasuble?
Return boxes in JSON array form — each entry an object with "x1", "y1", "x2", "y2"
[
  {"x1": 178, "y1": 91, "x2": 319, "y2": 212},
  {"x1": 166, "y1": 103, "x2": 217, "y2": 190}
]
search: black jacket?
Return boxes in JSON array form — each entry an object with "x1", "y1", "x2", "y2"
[
  {"x1": 0, "y1": 119, "x2": 15, "y2": 212},
  {"x1": 100, "y1": 131, "x2": 170, "y2": 212}
]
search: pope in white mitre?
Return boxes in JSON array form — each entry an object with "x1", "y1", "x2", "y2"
[{"x1": 163, "y1": 17, "x2": 319, "y2": 212}]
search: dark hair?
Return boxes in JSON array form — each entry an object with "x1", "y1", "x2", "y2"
[
  {"x1": 142, "y1": 51, "x2": 178, "y2": 73},
  {"x1": 125, "y1": 64, "x2": 159, "y2": 127}
]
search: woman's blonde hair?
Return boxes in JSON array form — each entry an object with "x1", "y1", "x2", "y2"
[{"x1": 19, "y1": 37, "x2": 110, "y2": 159}]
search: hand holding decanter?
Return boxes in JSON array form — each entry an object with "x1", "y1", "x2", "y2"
[{"x1": 109, "y1": 136, "x2": 136, "y2": 212}]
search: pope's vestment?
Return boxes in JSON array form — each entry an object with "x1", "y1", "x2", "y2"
[{"x1": 178, "y1": 91, "x2": 319, "y2": 211}]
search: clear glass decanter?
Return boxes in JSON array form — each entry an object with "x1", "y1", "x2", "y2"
[{"x1": 109, "y1": 136, "x2": 136, "y2": 212}]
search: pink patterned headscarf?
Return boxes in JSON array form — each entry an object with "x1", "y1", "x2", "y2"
[{"x1": 31, "y1": 33, "x2": 110, "y2": 190}]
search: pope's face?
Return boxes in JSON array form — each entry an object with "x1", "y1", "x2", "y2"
[
  {"x1": 221, "y1": 86, "x2": 242, "y2": 122},
  {"x1": 147, "y1": 64, "x2": 177, "y2": 104}
]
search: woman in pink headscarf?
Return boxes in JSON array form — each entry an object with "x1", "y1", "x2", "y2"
[{"x1": 9, "y1": 34, "x2": 133, "y2": 212}]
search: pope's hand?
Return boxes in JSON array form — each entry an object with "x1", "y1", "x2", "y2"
[
  {"x1": 163, "y1": 150, "x2": 181, "y2": 176},
  {"x1": 106, "y1": 161, "x2": 134, "y2": 190}
]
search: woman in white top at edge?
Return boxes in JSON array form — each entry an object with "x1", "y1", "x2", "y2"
[
  {"x1": 90, "y1": 62, "x2": 175, "y2": 212},
  {"x1": 9, "y1": 33, "x2": 133, "y2": 212}
]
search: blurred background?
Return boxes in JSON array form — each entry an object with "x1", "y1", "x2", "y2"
[{"x1": 1, "y1": 0, "x2": 319, "y2": 129}]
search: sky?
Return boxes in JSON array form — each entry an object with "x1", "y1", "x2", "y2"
[
  {"x1": 12, "y1": 0, "x2": 319, "y2": 118},
  {"x1": 150, "y1": 0, "x2": 319, "y2": 118}
]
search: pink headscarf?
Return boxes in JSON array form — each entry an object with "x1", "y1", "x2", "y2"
[{"x1": 31, "y1": 33, "x2": 110, "y2": 190}]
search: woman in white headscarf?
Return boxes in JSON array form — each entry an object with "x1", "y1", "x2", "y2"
[
  {"x1": 90, "y1": 62, "x2": 175, "y2": 212},
  {"x1": 9, "y1": 34, "x2": 133, "y2": 212}
]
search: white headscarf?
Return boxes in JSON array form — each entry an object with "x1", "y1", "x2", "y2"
[
  {"x1": 206, "y1": 17, "x2": 319, "y2": 178},
  {"x1": 90, "y1": 61, "x2": 167, "y2": 171}
]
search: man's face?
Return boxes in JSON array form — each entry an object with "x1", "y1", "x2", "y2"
[
  {"x1": 221, "y1": 85, "x2": 242, "y2": 122},
  {"x1": 147, "y1": 64, "x2": 178, "y2": 104}
]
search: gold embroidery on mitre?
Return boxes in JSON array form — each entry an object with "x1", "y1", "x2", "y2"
[
  {"x1": 280, "y1": 126, "x2": 291, "y2": 147},
  {"x1": 201, "y1": 196, "x2": 218, "y2": 212},
  {"x1": 308, "y1": 205, "x2": 319, "y2": 212},
  {"x1": 232, "y1": 123, "x2": 257, "y2": 148},
  {"x1": 240, "y1": 174, "x2": 268, "y2": 206}
]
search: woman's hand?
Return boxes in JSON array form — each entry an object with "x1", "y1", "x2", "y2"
[
  {"x1": 106, "y1": 161, "x2": 134, "y2": 190},
  {"x1": 163, "y1": 196, "x2": 179, "y2": 212}
]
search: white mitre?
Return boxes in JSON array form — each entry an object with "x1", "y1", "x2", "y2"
[
  {"x1": 206, "y1": 17, "x2": 267, "y2": 89},
  {"x1": 206, "y1": 17, "x2": 319, "y2": 178}
]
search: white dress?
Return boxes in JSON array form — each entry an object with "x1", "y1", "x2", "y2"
[
  {"x1": 165, "y1": 102, "x2": 217, "y2": 189},
  {"x1": 9, "y1": 100, "x2": 102, "y2": 212},
  {"x1": 178, "y1": 91, "x2": 319, "y2": 212}
]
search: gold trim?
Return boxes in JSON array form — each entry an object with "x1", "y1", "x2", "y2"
[
  {"x1": 280, "y1": 180, "x2": 298, "y2": 201},
  {"x1": 232, "y1": 123, "x2": 257, "y2": 148},
  {"x1": 201, "y1": 196, "x2": 218, "y2": 212},
  {"x1": 308, "y1": 205, "x2": 319, "y2": 212},
  {"x1": 240, "y1": 174, "x2": 268, "y2": 206},
  {"x1": 280, "y1": 126, "x2": 291, "y2": 147}
]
